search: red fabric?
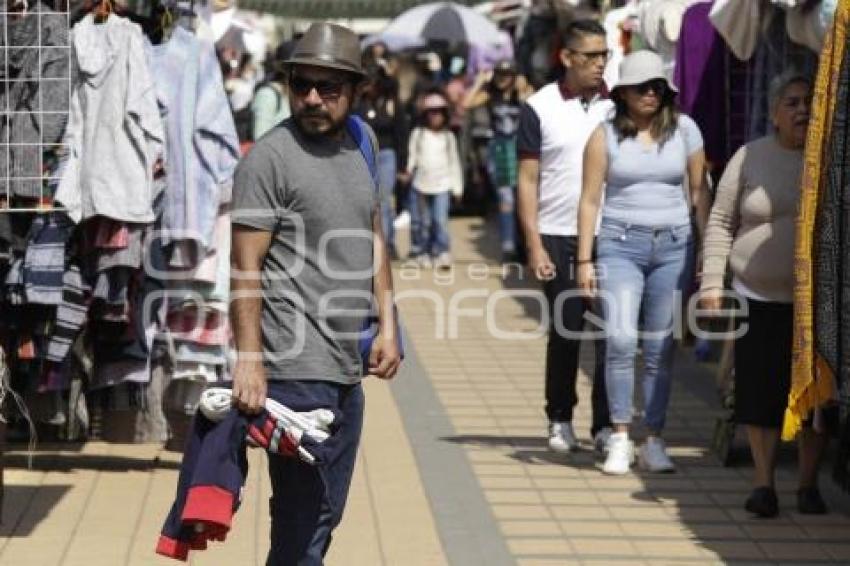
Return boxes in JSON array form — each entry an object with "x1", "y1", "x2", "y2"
[
  {"x1": 182, "y1": 485, "x2": 234, "y2": 528},
  {"x1": 248, "y1": 418, "x2": 299, "y2": 457},
  {"x1": 247, "y1": 424, "x2": 266, "y2": 447},
  {"x1": 17, "y1": 335, "x2": 35, "y2": 360},
  {"x1": 166, "y1": 307, "x2": 228, "y2": 346},
  {"x1": 93, "y1": 218, "x2": 130, "y2": 249},
  {"x1": 278, "y1": 429, "x2": 299, "y2": 457},
  {"x1": 156, "y1": 536, "x2": 190, "y2": 561},
  {"x1": 262, "y1": 417, "x2": 276, "y2": 440},
  {"x1": 559, "y1": 80, "x2": 610, "y2": 101}
]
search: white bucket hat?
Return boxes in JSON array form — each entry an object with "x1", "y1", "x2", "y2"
[{"x1": 613, "y1": 50, "x2": 678, "y2": 93}]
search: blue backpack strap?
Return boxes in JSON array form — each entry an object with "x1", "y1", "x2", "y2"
[
  {"x1": 347, "y1": 115, "x2": 378, "y2": 190},
  {"x1": 348, "y1": 116, "x2": 405, "y2": 366}
]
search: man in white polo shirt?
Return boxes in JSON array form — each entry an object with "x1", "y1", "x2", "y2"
[{"x1": 517, "y1": 20, "x2": 613, "y2": 454}]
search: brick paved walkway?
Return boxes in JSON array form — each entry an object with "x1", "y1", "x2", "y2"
[{"x1": 3, "y1": 217, "x2": 850, "y2": 565}]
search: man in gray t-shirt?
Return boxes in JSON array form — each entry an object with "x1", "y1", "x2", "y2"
[{"x1": 229, "y1": 23, "x2": 401, "y2": 565}]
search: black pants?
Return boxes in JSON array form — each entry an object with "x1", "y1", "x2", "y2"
[{"x1": 541, "y1": 235, "x2": 611, "y2": 436}]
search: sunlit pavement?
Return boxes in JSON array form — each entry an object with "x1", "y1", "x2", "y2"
[{"x1": 3, "y1": 216, "x2": 850, "y2": 565}]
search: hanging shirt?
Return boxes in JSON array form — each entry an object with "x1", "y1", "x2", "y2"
[
  {"x1": 56, "y1": 14, "x2": 164, "y2": 223},
  {"x1": 603, "y1": 3, "x2": 638, "y2": 88},
  {"x1": 147, "y1": 27, "x2": 239, "y2": 252}
]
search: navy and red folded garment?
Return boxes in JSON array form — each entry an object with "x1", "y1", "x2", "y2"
[{"x1": 155, "y1": 400, "x2": 328, "y2": 561}]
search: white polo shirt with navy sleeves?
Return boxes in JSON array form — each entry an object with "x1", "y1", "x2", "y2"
[{"x1": 517, "y1": 81, "x2": 613, "y2": 236}]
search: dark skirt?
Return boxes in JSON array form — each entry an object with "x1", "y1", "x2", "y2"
[{"x1": 733, "y1": 299, "x2": 793, "y2": 428}]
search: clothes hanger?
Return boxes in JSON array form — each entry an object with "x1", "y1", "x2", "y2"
[
  {"x1": 8, "y1": 0, "x2": 29, "y2": 17},
  {"x1": 160, "y1": 3, "x2": 175, "y2": 40}
]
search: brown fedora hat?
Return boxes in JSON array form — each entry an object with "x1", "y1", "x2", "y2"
[{"x1": 285, "y1": 23, "x2": 365, "y2": 77}]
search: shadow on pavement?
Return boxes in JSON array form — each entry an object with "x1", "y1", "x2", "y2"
[
  {"x1": 2, "y1": 452, "x2": 180, "y2": 472},
  {"x1": 0, "y1": 484, "x2": 70, "y2": 537},
  {"x1": 441, "y1": 434, "x2": 547, "y2": 448},
  {"x1": 441, "y1": 434, "x2": 602, "y2": 469}
]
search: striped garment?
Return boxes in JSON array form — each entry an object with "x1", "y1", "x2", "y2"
[
  {"x1": 23, "y1": 213, "x2": 74, "y2": 305},
  {"x1": 46, "y1": 263, "x2": 90, "y2": 364}
]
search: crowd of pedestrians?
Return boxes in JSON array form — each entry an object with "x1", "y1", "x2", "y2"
[{"x1": 224, "y1": 11, "x2": 838, "y2": 565}]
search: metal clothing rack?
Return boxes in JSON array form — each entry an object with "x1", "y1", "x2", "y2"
[{"x1": 0, "y1": 0, "x2": 71, "y2": 213}]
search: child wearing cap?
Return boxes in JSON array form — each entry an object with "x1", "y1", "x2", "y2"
[{"x1": 401, "y1": 88, "x2": 463, "y2": 268}]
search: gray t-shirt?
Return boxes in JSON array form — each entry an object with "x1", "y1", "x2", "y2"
[
  {"x1": 231, "y1": 118, "x2": 378, "y2": 384},
  {"x1": 601, "y1": 114, "x2": 703, "y2": 227}
]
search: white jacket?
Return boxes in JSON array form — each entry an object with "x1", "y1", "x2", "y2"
[
  {"x1": 406, "y1": 127, "x2": 464, "y2": 197},
  {"x1": 56, "y1": 14, "x2": 164, "y2": 223}
]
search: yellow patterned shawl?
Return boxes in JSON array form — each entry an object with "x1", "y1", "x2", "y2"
[{"x1": 786, "y1": 1, "x2": 850, "y2": 441}]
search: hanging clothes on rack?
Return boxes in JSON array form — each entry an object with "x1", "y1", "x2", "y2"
[
  {"x1": 22, "y1": 212, "x2": 74, "y2": 305},
  {"x1": 146, "y1": 25, "x2": 238, "y2": 257},
  {"x1": 673, "y1": 2, "x2": 735, "y2": 171},
  {"x1": 745, "y1": 10, "x2": 819, "y2": 142},
  {"x1": 603, "y1": 0, "x2": 639, "y2": 88},
  {"x1": 709, "y1": 0, "x2": 765, "y2": 62},
  {"x1": 0, "y1": 0, "x2": 239, "y2": 446},
  {"x1": 637, "y1": 0, "x2": 703, "y2": 79},
  {"x1": 0, "y1": 1, "x2": 70, "y2": 200},
  {"x1": 789, "y1": 0, "x2": 848, "y2": 446},
  {"x1": 142, "y1": 21, "x2": 238, "y2": 387},
  {"x1": 55, "y1": 13, "x2": 164, "y2": 223}
]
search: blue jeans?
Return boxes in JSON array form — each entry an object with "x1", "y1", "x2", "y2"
[
  {"x1": 487, "y1": 138, "x2": 517, "y2": 253},
  {"x1": 410, "y1": 190, "x2": 450, "y2": 256},
  {"x1": 596, "y1": 219, "x2": 694, "y2": 433},
  {"x1": 376, "y1": 149, "x2": 397, "y2": 249},
  {"x1": 496, "y1": 186, "x2": 516, "y2": 253},
  {"x1": 266, "y1": 381, "x2": 364, "y2": 566}
]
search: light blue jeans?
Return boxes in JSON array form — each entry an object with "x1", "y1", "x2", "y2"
[
  {"x1": 596, "y1": 218, "x2": 694, "y2": 433},
  {"x1": 376, "y1": 148, "x2": 397, "y2": 249},
  {"x1": 410, "y1": 190, "x2": 451, "y2": 257}
]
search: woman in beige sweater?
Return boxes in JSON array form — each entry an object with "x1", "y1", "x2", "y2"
[{"x1": 700, "y1": 71, "x2": 828, "y2": 518}]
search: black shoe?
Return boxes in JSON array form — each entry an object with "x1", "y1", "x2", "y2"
[
  {"x1": 745, "y1": 486, "x2": 779, "y2": 518},
  {"x1": 797, "y1": 487, "x2": 828, "y2": 515}
]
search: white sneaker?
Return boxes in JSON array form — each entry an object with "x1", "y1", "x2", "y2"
[
  {"x1": 602, "y1": 432, "x2": 634, "y2": 475},
  {"x1": 393, "y1": 210, "x2": 411, "y2": 229},
  {"x1": 548, "y1": 421, "x2": 577, "y2": 453},
  {"x1": 415, "y1": 254, "x2": 432, "y2": 268},
  {"x1": 639, "y1": 437, "x2": 676, "y2": 473},
  {"x1": 434, "y1": 252, "x2": 452, "y2": 269},
  {"x1": 594, "y1": 427, "x2": 613, "y2": 455}
]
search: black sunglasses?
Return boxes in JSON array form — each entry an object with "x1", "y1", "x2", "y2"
[
  {"x1": 290, "y1": 75, "x2": 348, "y2": 100},
  {"x1": 634, "y1": 79, "x2": 668, "y2": 96}
]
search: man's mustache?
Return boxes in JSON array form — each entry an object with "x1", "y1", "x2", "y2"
[{"x1": 298, "y1": 108, "x2": 331, "y2": 120}]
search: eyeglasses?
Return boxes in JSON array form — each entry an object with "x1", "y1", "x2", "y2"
[
  {"x1": 571, "y1": 49, "x2": 612, "y2": 63},
  {"x1": 290, "y1": 76, "x2": 347, "y2": 100},
  {"x1": 634, "y1": 79, "x2": 668, "y2": 97}
]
